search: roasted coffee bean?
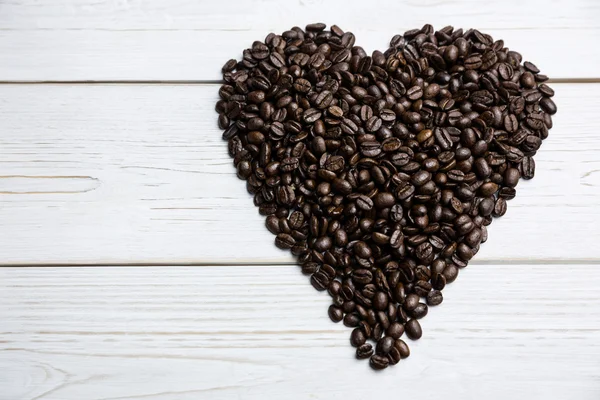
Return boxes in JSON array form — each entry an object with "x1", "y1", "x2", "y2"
[
  {"x1": 443, "y1": 264, "x2": 459, "y2": 283},
  {"x1": 404, "y1": 294, "x2": 420, "y2": 311},
  {"x1": 410, "y1": 302, "x2": 428, "y2": 319},
  {"x1": 370, "y1": 354, "x2": 390, "y2": 370},
  {"x1": 350, "y1": 328, "x2": 367, "y2": 347},
  {"x1": 373, "y1": 291, "x2": 389, "y2": 311},
  {"x1": 275, "y1": 233, "x2": 295, "y2": 249},
  {"x1": 386, "y1": 322, "x2": 405, "y2": 339},
  {"x1": 356, "y1": 343, "x2": 374, "y2": 359},
  {"x1": 219, "y1": 23, "x2": 555, "y2": 369},
  {"x1": 311, "y1": 272, "x2": 329, "y2": 291},
  {"x1": 388, "y1": 346, "x2": 402, "y2": 365},
  {"x1": 493, "y1": 197, "x2": 508, "y2": 217},
  {"x1": 427, "y1": 290, "x2": 444, "y2": 306},
  {"x1": 395, "y1": 339, "x2": 410, "y2": 359},
  {"x1": 328, "y1": 305, "x2": 344, "y2": 322},
  {"x1": 354, "y1": 241, "x2": 372, "y2": 259},
  {"x1": 343, "y1": 313, "x2": 361, "y2": 328},
  {"x1": 405, "y1": 319, "x2": 423, "y2": 340},
  {"x1": 505, "y1": 168, "x2": 521, "y2": 188},
  {"x1": 376, "y1": 336, "x2": 395, "y2": 355},
  {"x1": 432, "y1": 273, "x2": 447, "y2": 291},
  {"x1": 479, "y1": 182, "x2": 499, "y2": 197},
  {"x1": 521, "y1": 156, "x2": 536, "y2": 180}
]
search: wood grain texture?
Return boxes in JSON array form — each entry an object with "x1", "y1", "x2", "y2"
[
  {"x1": 1, "y1": 265, "x2": 599, "y2": 400},
  {"x1": 1, "y1": 0, "x2": 599, "y2": 81},
  {"x1": 1, "y1": 83, "x2": 599, "y2": 265},
  {"x1": 1, "y1": 1, "x2": 599, "y2": 398}
]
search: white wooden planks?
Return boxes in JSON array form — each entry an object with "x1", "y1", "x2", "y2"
[
  {"x1": 1, "y1": 1, "x2": 599, "y2": 398},
  {"x1": 1, "y1": 83, "x2": 598, "y2": 265},
  {"x1": 1, "y1": 265, "x2": 599, "y2": 400},
  {"x1": 1, "y1": 0, "x2": 599, "y2": 81}
]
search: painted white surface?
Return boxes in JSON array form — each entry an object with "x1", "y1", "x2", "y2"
[
  {"x1": 1, "y1": 0, "x2": 599, "y2": 398},
  {"x1": 0, "y1": 0, "x2": 599, "y2": 80},
  {"x1": 1, "y1": 266, "x2": 599, "y2": 400}
]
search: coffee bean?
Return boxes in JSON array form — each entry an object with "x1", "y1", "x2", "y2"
[
  {"x1": 395, "y1": 339, "x2": 410, "y2": 359},
  {"x1": 493, "y1": 197, "x2": 508, "y2": 217},
  {"x1": 328, "y1": 305, "x2": 344, "y2": 322},
  {"x1": 373, "y1": 291, "x2": 389, "y2": 311},
  {"x1": 315, "y1": 91, "x2": 333, "y2": 109},
  {"x1": 353, "y1": 269, "x2": 373, "y2": 285},
  {"x1": 356, "y1": 195, "x2": 374, "y2": 211},
  {"x1": 521, "y1": 156, "x2": 536, "y2": 180},
  {"x1": 370, "y1": 354, "x2": 390, "y2": 370},
  {"x1": 354, "y1": 241, "x2": 372, "y2": 258},
  {"x1": 219, "y1": 24, "x2": 555, "y2": 369},
  {"x1": 306, "y1": 22, "x2": 326, "y2": 32},
  {"x1": 404, "y1": 293, "x2": 420, "y2": 311},
  {"x1": 443, "y1": 264, "x2": 459, "y2": 283},
  {"x1": 426, "y1": 290, "x2": 443, "y2": 306},
  {"x1": 416, "y1": 242, "x2": 433, "y2": 261},
  {"x1": 343, "y1": 313, "x2": 361, "y2": 328},
  {"x1": 376, "y1": 336, "x2": 395, "y2": 355},
  {"x1": 405, "y1": 319, "x2": 423, "y2": 340},
  {"x1": 505, "y1": 168, "x2": 521, "y2": 187},
  {"x1": 275, "y1": 233, "x2": 295, "y2": 249},
  {"x1": 499, "y1": 186, "x2": 516, "y2": 200},
  {"x1": 265, "y1": 216, "x2": 280, "y2": 234},
  {"x1": 314, "y1": 236, "x2": 332, "y2": 252},
  {"x1": 350, "y1": 328, "x2": 367, "y2": 347},
  {"x1": 333, "y1": 178, "x2": 352, "y2": 194},
  {"x1": 407, "y1": 85, "x2": 423, "y2": 100},
  {"x1": 388, "y1": 346, "x2": 402, "y2": 365},
  {"x1": 434, "y1": 127, "x2": 452, "y2": 150},
  {"x1": 222, "y1": 58, "x2": 237, "y2": 73},
  {"x1": 479, "y1": 182, "x2": 499, "y2": 197},
  {"x1": 410, "y1": 303, "x2": 428, "y2": 319},
  {"x1": 356, "y1": 343, "x2": 374, "y2": 359},
  {"x1": 386, "y1": 322, "x2": 405, "y2": 339}
]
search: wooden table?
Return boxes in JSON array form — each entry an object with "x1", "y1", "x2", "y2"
[{"x1": 1, "y1": 1, "x2": 599, "y2": 398}]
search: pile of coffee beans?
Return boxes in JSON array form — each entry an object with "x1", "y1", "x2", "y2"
[{"x1": 216, "y1": 23, "x2": 556, "y2": 370}]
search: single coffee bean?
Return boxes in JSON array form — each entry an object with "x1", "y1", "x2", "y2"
[
  {"x1": 275, "y1": 233, "x2": 295, "y2": 249},
  {"x1": 388, "y1": 346, "x2": 402, "y2": 365},
  {"x1": 350, "y1": 328, "x2": 367, "y2": 347},
  {"x1": 376, "y1": 336, "x2": 395, "y2": 355},
  {"x1": 479, "y1": 197, "x2": 495, "y2": 216},
  {"x1": 373, "y1": 291, "x2": 389, "y2": 311},
  {"x1": 370, "y1": 354, "x2": 390, "y2": 370},
  {"x1": 479, "y1": 182, "x2": 499, "y2": 197},
  {"x1": 343, "y1": 313, "x2": 361, "y2": 328},
  {"x1": 521, "y1": 156, "x2": 536, "y2": 180},
  {"x1": 404, "y1": 294, "x2": 420, "y2": 311},
  {"x1": 443, "y1": 264, "x2": 459, "y2": 283},
  {"x1": 395, "y1": 339, "x2": 410, "y2": 359},
  {"x1": 410, "y1": 302, "x2": 429, "y2": 319},
  {"x1": 427, "y1": 290, "x2": 443, "y2": 306},
  {"x1": 356, "y1": 343, "x2": 374, "y2": 359},
  {"x1": 493, "y1": 197, "x2": 508, "y2": 217},
  {"x1": 386, "y1": 322, "x2": 405, "y2": 339},
  {"x1": 328, "y1": 305, "x2": 344, "y2": 322},
  {"x1": 310, "y1": 273, "x2": 329, "y2": 291},
  {"x1": 405, "y1": 319, "x2": 423, "y2": 340},
  {"x1": 505, "y1": 168, "x2": 521, "y2": 187},
  {"x1": 354, "y1": 241, "x2": 372, "y2": 258}
]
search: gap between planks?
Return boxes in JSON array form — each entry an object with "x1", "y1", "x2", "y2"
[
  {"x1": 3, "y1": 259, "x2": 600, "y2": 268},
  {"x1": 0, "y1": 78, "x2": 600, "y2": 85}
]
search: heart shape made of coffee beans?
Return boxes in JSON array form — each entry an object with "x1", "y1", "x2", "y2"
[{"x1": 216, "y1": 23, "x2": 556, "y2": 370}]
